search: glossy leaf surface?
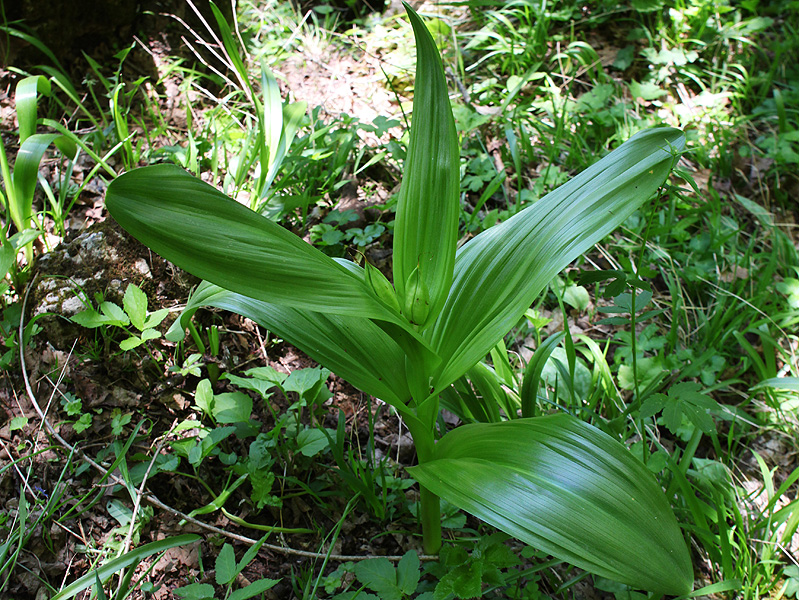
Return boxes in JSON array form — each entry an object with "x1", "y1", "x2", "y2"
[
  {"x1": 106, "y1": 165, "x2": 399, "y2": 323},
  {"x1": 392, "y1": 5, "x2": 460, "y2": 328},
  {"x1": 409, "y1": 414, "x2": 693, "y2": 594},
  {"x1": 167, "y1": 281, "x2": 411, "y2": 408},
  {"x1": 428, "y1": 128, "x2": 684, "y2": 389},
  {"x1": 16, "y1": 75, "x2": 50, "y2": 143}
]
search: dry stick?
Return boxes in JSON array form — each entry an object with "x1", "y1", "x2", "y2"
[
  {"x1": 116, "y1": 424, "x2": 175, "y2": 598},
  {"x1": 121, "y1": 428, "x2": 172, "y2": 557},
  {"x1": 0, "y1": 436, "x2": 37, "y2": 498},
  {"x1": 19, "y1": 276, "x2": 435, "y2": 562}
]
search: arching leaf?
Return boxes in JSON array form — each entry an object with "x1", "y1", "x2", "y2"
[
  {"x1": 409, "y1": 414, "x2": 693, "y2": 595},
  {"x1": 428, "y1": 128, "x2": 684, "y2": 390},
  {"x1": 106, "y1": 165, "x2": 399, "y2": 323},
  {"x1": 168, "y1": 281, "x2": 411, "y2": 408}
]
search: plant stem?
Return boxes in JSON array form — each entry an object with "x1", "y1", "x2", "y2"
[
  {"x1": 405, "y1": 394, "x2": 442, "y2": 554},
  {"x1": 420, "y1": 486, "x2": 442, "y2": 554}
]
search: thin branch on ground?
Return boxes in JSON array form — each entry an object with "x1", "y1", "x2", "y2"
[{"x1": 18, "y1": 275, "x2": 436, "y2": 564}]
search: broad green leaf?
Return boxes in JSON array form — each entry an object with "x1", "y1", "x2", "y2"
[
  {"x1": 397, "y1": 551, "x2": 420, "y2": 596},
  {"x1": 119, "y1": 336, "x2": 144, "y2": 351},
  {"x1": 213, "y1": 392, "x2": 253, "y2": 424},
  {"x1": 392, "y1": 6, "x2": 459, "y2": 329},
  {"x1": 70, "y1": 309, "x2": 107, "y2": 328},
  {"x1": 409, "y1": 414, "x2": 692, "y2": 595},
  {"x1": 167, "y1": 281, "x2": 411, "y2": 408},
  {"x1": 195, "y1": 378, "x2": 214, "y2": 417},
  {"x1": 434, "y1": 562, "x2": 482, "y2": 600},
  {"x1": 51, "y1": 535, "x2": 200, "y2": 600},
  {"x1": 429, "y1": 128, "x2": 684, "y2": 390},
  {"x1": 174, "y1": 583, "x2": 215, "y2": 600},
  {"x1": 9, "y1": 416, "x2": 28, "y2": 431},
  {"x1": 123, "y1": 283, "x2": 148, "y2": 330},
  {"x1": 105, "y1": 165, "x2": 398, "y2": 323},
  {"x1": 296, "y1": 428, "x2": 330, "y2": 457},
  {"x1": 354, "y1": 558, "x2": 401, "y2": 600},
  {"x1": 215, "y1": 543, "x2": 237, "y2": 585},
  {"x1": 189, "y1": 426, "x2": 236, "y2": 466},
  {"x1": 143, "y1": 307, "x2": 170, "y2": 329},
  {"x1": 283, "y1": 367, "x2": 327, "y2": 398},
  {"x1": 224, "y1": 372, "x2": 276, "y2": 399},
  {"x1": 100, "y1": 301, "x2": 129, "y2": 326},
  {"x1": 228, "y1": 578, "x2": 280, "y2": 600},
  {"x1": 140, "y1": 328, "x2": 161, "y2": 342}
]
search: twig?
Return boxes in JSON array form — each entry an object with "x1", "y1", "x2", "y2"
[
  {"x1": 445, "y1": 66, "x2": 470, "y2": 106},
  {"x1": 116, "y1": 423, "x2": 174, "y2": 597},
  {"x1": 0, "y1": 437, "x2": 36, "y2": 498},
  {"x1": 19, "y1": 275, "x2": 437, "y2": 564}
]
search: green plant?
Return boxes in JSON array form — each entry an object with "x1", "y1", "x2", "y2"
[
  {"x1": 70, "y1": 283, "x2": 170, "y2": 352},
  {"x1": 329, "y1": 551, "x2": 422, "y2": 600},
  {"x1": 163, "y1": 364, "x2": 337, "y2": 518},
  {"x1": 0, "y1": 75, "x2": 76, "y2": 269},
  {"x1": 0, "y1": 450, "x2": 75, "y2": 592},
  {"x1": 60, "y1": 391, "x2": 93, "y2": 433},
  {"x1": 183, "y1": 1, "x2": 307, "y2": 216},
  {"x1": 106, "y1": 5, "x2": 692, "y2": 594},
  {"x1": 173, "y1": 535, "x2": 279, "y2": 600},
  {"x1": 325, "y1": 405, "x2": 414, "y2": 521},
  {"x1": 50, "y1": 535, "x2": 200, "y2": 600}
]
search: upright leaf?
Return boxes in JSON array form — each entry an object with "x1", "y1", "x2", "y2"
[
  {"x1": 106, "y1": 165, "x2": 398, "y2": 322},
  {"x1": 123, "y1": 284, "x2": 148, "y2": 331},
  {"x1": 392, "y1": 5, "x2": 460, "y2": 329},
  {"x1": 11, "y1": 133, "x2": 62, "y2": 230},
  {"x1": 16, "y1": 75, "x2": 50, "y2": 143},
  {"x1": 260, "y1": 64, "x2": 283, "y2": 170},
  {"x1": 429, "y1": 128, "x2": 684, "y2": 389},
  {"x1": 409, "y1": 415, "x2": 693, "y2": 595}
]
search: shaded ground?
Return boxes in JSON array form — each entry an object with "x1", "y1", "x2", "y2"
[
  {"x1": 0, "y1": 9, "x2": 448, "y2": 599},
  {"x1": 2, "y1": 2, "x2": 799, "y2": 599}
]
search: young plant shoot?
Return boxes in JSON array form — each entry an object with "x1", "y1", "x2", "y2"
[{"x1": 105, "y1": 5, "x2": 692, "y2": 594}]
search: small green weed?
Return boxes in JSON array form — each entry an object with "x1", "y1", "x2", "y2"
[{"x1": 71, "y1": 283, "x2": 169, "y2": 352}]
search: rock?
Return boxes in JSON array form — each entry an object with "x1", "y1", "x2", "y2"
[{"x1": 29, "y1": 219, "x2": 196, "y2": 351}]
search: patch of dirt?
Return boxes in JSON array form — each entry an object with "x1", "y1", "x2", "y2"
[{"x1": 281, "y1": 41, "x2": 403, "y2": 127}]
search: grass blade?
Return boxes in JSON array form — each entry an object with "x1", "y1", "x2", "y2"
[{"x1": 51, "y1": 534, "x2": 200, "y2": 600}]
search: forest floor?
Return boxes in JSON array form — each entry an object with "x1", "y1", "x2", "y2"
[{"x1": 2, "y1": 1, "x2": 799, "y2": 599}]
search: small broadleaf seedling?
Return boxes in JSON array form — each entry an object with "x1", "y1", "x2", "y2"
[
  {"x1": 71, "y1": 283, "x2": 169, "y2": 351},
  {"x1": 105, "y1": 4, "x2": 692, "y2": 594}
]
